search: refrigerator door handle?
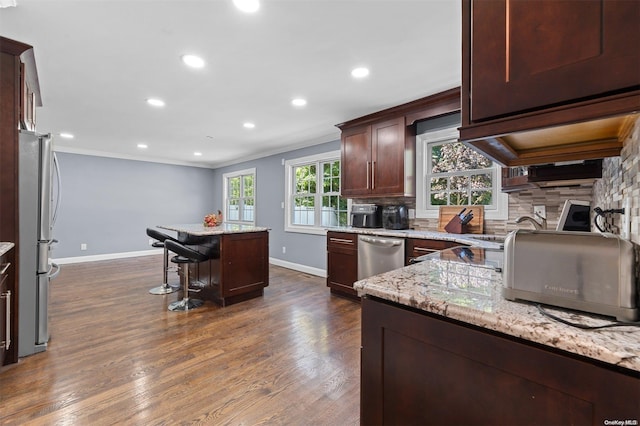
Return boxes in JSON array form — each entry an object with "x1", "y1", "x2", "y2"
[{"x1": 49, "y1": 262, "x2": 61, "y2": 280}]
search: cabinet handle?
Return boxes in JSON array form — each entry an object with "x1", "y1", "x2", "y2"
[
  {"x1": 1, "y1": 290, "x2": 10, "y2": 350},
  {"x1": 371, "y1": 161, "x2": 375, "y2": 189},
  {"x1": 366, "y1": 162, "x2": 370, "y2": 189},
  {"x1": 0, "y1": 263, "x2": 9, "y2": 275},
  {"x1": 414, "y1": 247, "x2": 438, "y2": 253},
  {"x1": 329, "y1": 237, "x2": 354, "y2": 245}
]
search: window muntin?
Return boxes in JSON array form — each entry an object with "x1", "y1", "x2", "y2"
[
  {"x1": 224, "y1": 168, "x2": 256, "y2": 224},
  {"x1": 416, "y1": 128, "x2": 508, "y2": 220},
  {"x1": 285, "y1": 152, "x2": 347, "y2": 234}
]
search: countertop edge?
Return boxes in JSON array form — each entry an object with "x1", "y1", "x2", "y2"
[
  {"x1": 354, "y1": 255, "x2": 640, "y2": 373},
  {"x1": 0, "y1": 242, "x2": 15, "y2": 257}
]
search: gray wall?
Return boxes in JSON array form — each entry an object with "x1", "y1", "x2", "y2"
[
  {"x1": 52, "y1": 153, "x2": 216, "y2": 259},
  {"x1": 212, "y1": 140, "x2": 341, "y2": 272}
]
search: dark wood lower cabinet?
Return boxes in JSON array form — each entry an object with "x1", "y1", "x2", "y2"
[
  {"x1": 188, "y1": 231, "x2": 269, "y2": 306},
  {"x1": 361, "y1": 296, "x2": 639, "y2": 426},
  {"x1": 326, "y1": 231, "x2": 358, "y2": 298}
]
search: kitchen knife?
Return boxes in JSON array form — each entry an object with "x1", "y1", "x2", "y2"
[{"x1": 457, "y1": 207, "x2": 466, "y2": 219}]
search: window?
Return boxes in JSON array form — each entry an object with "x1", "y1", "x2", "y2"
[
  {"x1": 416, "y1": 128, "x2": 508, "y2": 220},
  {"x1": 223, "y1": 168, "x2": 256, "y2": 224},
  {"x1": 285, "y1": 151, "x2": 348, "y2": 234}
]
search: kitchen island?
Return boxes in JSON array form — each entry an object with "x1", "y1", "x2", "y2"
[
  {"x1": 158, "y1": 223, "x2": 269, "y2": 306},
  {"x1": 355, "y1": 246, "x2": 639, "y2": 425}
]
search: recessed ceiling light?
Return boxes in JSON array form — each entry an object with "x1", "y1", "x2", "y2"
[
  {"x1": 59, "y1": 132, "x2": 74, "y2": 139},
  {"x1": 137, "y1": 143, "x2": 148, "y2": 149},
  {"x1": 194, "y1": 152, "x2": 203, "y2": 156},
  {"x1": 291, "y1": 98, "x2": 307, "y2": 107},
  {"x1": 243, "y1": 122, "x2": 256, "y2": 129},
  {"x1": 351, "y1": 67, "x2": 370, "y2": 79},
  {"x1": 233, "y1": 0, "x2": 260, "y2": 13},
  {"x1": 181, "y1": 54, "x2": 205, "y2": 69},
  {"x1": 146, "y1": 98, "x2": 165, "y2": 107}
]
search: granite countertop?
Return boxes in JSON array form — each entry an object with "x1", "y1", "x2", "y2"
[
  {"x1": 158, "y1": 223, "x2": 269, "y2": 236},
  {"x1": 0, "y1": 242, "x2": 15, "y2": 257},
  {"x1": 329, "y1": 226, "x2": 504, "y2": 249},
  {"x1": 354, "y1": 246, "x2": 640, "y2": 373}
]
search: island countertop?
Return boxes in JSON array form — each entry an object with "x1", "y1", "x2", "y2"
[
  {"x1": 158, "y1": 223, "x2": 269, "y2": 235},
  {"x1": 353, "y1": 246, "x2": 640, "y2": 373},
  {"x1": 0, "y1": 242, "x2": 14, "y2": 257}
]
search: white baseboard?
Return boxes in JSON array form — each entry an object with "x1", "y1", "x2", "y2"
[
  {"x1": 52, "y1": 248, "x2": 163, "y2": 265},
  {"x1": 268, "y1": 257, "x2": 326, "y2": 278},
  {"x1": 53, "y1": 251, "x2": 327, "y2": 279}
]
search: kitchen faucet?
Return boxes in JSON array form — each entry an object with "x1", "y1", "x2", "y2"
[{"x1": 515, "y1": 212, "x2": 547, "y2": 230}]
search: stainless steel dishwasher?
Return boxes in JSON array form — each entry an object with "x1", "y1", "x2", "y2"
[{"x1": 357, "y1": 235, "x2": 405, "y2": 280}]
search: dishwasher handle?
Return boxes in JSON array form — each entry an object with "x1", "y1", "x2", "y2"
[{"x1": 359, "y1": 235, "x2": 404, "y2": 247}]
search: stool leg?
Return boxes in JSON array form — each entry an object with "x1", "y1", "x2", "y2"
[
  {"x1": 168, "y1": 263, "x2": 204, "y2": 311},
  {"x1": 149, "y1": 245, "x2": 178, "y2": 295}
]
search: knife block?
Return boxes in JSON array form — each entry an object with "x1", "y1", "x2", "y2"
[{"x1": 444, "y1": 216, "x2": 468, "y2": 234}]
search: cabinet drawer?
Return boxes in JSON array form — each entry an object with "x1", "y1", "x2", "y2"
[
  {"x1": 406, "y1": 239, "x2": 464, "y2": 265},
  {"x1": 327, "y1": 232, "x2": 358, "y2": 250}
]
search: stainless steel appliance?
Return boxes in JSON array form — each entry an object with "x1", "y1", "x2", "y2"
[
  {"x1": 382, "y1": 205, "x2": 409, "y2": 230},
  {"x1": 18, "y1": 131, "x2": 61, "y2": 356},
  {"x1": 503, "y1": 230, "x2": 637, "y2": 321},
  {"x1": 351, "y1": 204, "x2": 382, "y2": 228},
  {"x1": 358, "y1": 235, "x2": 405, "y2": 280}
]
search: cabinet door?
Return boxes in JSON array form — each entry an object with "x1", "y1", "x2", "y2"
[
  {"x1": 0, "y1": 256, "x2": 8, "y2": 367},
  {"x1": 327, "y1": 232, "x2": 358, "y2": 297},
  {"x1": 220, "y1": 232, "x2": 268, "y2": 298},
  {"x1": 470, "y1": 0, "x2": 640, "y2": 122},
  {"x1": 341, "y1": 125, "x2": 371, "y2": 197},
  {"x1": 371, "y1": 117, "x2": 407, "y2": 195}
]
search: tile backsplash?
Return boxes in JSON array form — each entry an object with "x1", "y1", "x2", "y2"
[{"x1": 592, "y1": 116, "x2": 640, "y2": 245}]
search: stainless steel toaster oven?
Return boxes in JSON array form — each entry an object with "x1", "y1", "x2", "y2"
[{"x1": 503, "y1": 230, "x2": 638, "y2": 321}]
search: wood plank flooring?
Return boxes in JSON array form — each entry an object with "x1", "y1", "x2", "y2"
[{"x1": 0, "y1": 256, "x2": 361, "y2": 425}]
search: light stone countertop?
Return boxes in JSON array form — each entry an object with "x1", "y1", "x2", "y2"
[
  {"x1": 354, "y1": 246, "x2": 640, "y2": 373},
  {"x1": 328, "y1": 226, "x2": 504, "y2": 249},
  {"x1": 158, "y1": 223, "x2": 269, "y2": 236},
  {"x1": 0, "y1": 242, "x2": 15, "y2": 257}
]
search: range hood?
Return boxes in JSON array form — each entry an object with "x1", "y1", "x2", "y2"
[{"x1": 502, "y1": 159, "x2": 602, "y2": 192}]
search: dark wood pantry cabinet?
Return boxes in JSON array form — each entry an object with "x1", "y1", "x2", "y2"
[
  {"x1": 459, "y1": 0, "x2": 640, "y2": 166},
  {"x1": 0, "y1": 36, "x2": 41, "y2": 365},
  {"x1": 0, "y1": 247, "x2": 13, "y2": 367}
]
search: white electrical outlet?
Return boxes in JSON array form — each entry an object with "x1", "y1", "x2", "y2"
[
  {"x1": 533, "y1": 205, "x2": 546, "y2": 219},
  {"x1": 282, "y1": 246, "x2": 286, "y2": 254},
  {"x1": 621, "y1": 198, "x2": 631, "y2": 240},
  {"x1": 80, "y1": 243, "x2": 87, "y2": 250},
  {"x1": 149, "y1": 239, "x2": 154, "y2": 246}
]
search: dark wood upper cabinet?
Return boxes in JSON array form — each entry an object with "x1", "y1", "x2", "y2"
[
  {"x1": 340, "y1": 117, "x2": 414, "y2": 198},
  {"x1": 460, "y1": 0, "x2": 640, "y2": 167},
  {"x1": 338, "y1": 87, "x2": 460, "y2": 198}
]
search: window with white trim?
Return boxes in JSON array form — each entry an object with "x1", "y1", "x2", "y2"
[
  {"x1": 285, "y1": 151, "x2": 348, "y2": 234},
  {"x1": 223, "y1": 168, "x2": 256, "y2": 224},
  {"x1": 416, "y1": 128, "x2": 508, "y2": 220}
]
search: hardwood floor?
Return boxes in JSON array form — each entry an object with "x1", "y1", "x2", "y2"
[{"x1": 0, "y1": 256, "x2": 361, "y2": 425}]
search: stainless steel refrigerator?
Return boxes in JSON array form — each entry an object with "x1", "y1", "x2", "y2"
[{"x1": 18, "y1": 131, "x2": 61, "y2": 357}]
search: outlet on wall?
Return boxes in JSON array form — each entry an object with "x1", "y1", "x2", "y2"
[
  {"x1": 80, "y1": 243, "x2": 87, "y2": 251},
  {"x1": 282, "y1": 246, "x2": 286, "y2": 254},
  {"x1": 149, "y1": 238, "x2": 154, "y2": 246},
  {"x1": 533, "y1": 205, "x2": 546, "y2": 219}
]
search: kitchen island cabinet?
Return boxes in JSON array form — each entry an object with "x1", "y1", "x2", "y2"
[
  {"x1": 355, "y1": 247, "x2": 639, "y2": 425},
  {"x1": 158, "y1": 224, "x2": 269, "y2": 306},
  {"x1": 459, "y1": 0, "x2": 640, "y2": 166}
]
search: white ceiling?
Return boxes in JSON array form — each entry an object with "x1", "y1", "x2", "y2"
[{"x1": 0, "y1": 0, "x2": 461, "y2": 168}]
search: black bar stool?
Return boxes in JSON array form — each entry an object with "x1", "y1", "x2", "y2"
[
  {"x1": 164, "y1": 239, "x2": 213, "y2": 311},
  {"x1": 146, "y1": 228, "x2": 180, "y2": 295}
]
